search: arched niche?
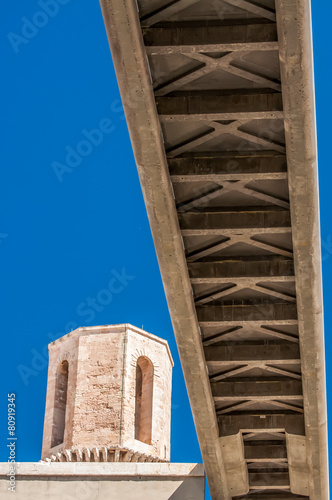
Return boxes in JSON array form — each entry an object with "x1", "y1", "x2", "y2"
[
  {"x1": 51, "y1": 360, "x2": 69, "y2": 448},
  {"x1": 135, "y1": 356, "x2": 154, "y2": 444}
]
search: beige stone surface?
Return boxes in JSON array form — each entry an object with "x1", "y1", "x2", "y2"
[
  {"x1": 42, "y1": 324, "x2": 173, "y2": 462},
  {"x1": 0, "y1": 462, "x2": 205, "y2": 500}
]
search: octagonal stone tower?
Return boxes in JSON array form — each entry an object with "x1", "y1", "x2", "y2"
[{"x1": 41, "y1": 324, "x2": 173, "y2": 463}]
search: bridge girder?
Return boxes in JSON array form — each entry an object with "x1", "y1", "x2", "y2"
[{"x1": 99, "y1": 0, "x2": 328, "y2": 498}]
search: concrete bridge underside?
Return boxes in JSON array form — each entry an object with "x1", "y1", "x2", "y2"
[{"x1": 99, "y1": 1, "x2": 328, "y2": 498}]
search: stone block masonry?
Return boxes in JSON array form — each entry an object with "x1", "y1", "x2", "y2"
[{"x1": 41, "y1": 324, "x2": 173, "y2": 462}]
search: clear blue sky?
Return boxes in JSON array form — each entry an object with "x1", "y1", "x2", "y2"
[{"x1": 0, "y1": 1, "x2": 330, "y2": 499}]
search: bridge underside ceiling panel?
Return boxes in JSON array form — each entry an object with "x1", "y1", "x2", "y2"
[{"x1": 99, "y1": 1, "x2": 328, "y2": 498}]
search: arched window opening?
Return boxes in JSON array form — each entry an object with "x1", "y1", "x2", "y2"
[
  {"x1": 51, "y1": 360, "x2": 69, "y2": 448},
  {"x1": 135, "y1": 356, "x2": 154, "y2": 444}
]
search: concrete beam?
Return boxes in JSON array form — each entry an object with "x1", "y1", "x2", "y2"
[
  {"x1": 205, "y1": 344, "x2": 300, "y2": 363},
  {"x1": 201, "y1": 321, "x2": 298, "y2": 330},
  {"x1": 183, "y1": 227, "x2": 291, "y2": 237},
  {"x1": 157, "y1": 93, "x2": 283, "y2": 121},
  {"x1": 244, "y1": 445, "x2": 287, "y2": 461},
  {"x1": 249, "y1": 472, "x2": 289, "y2": 489},
  {"x1": 235, "y1": 495, "x2": 308, "y2": 500},
  {"x1": 219, "y1": 414, "x2": 305, "y2": 436},
  {"x1": 188, "y1": 259, "x2": 294, "y2": 281},
  {"x1": 197, "y1": 303, "x2": 298, "y2": 323},
  {"x1": 211, "y1": 380, "x2": 302, "y2": 399},
  {"x1": 193, "y1": 276, "x2": 295, "y2": 287},
  {"x1": 99, "y1": 2, "x2": 231, "y2": 499},
  {"x1": 143, "y1": 23, "x2": 278, "y2": 51},
  {"x1": 179, "y1": 209, "x2": 291, "y2": 231},
  {"x1": 276, "y1": 2, "x2": 328, "y2": 498},
  {"x1": 169, "y1": 155, "x2": 287, "y2": 182}
]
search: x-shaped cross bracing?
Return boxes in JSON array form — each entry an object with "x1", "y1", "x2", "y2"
[
  {"x1": 194, "y1": 280, "x2": 296, "y2": 304},
  {"x1": 217, "y1": 399, "x2": 303, "y2": 415},
  {"x1": 141, "y1": 0, "x2": 276, "y2": 27},
  {"x1": 203, "y1": 325, "x2": 299, "y2": 345},
  {"x1": 177, "y1": 179, "x2": 289, "y2": 212},
  {"x1": 186, "y1": 234, "x2": 292, "y2": 261},
  {"x1": 210, "y1": 361, "x2": 301, "y2": 382},
  {"x1": 168, "y1": 120, "x2": 285, "y2": 157},
  {"x1": 156, "y1": 51, "x2": 281, "y2": 96}
]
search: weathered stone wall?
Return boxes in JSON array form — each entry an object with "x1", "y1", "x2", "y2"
[
  {"x1": 71, "y1": 330, "x2": 126, "y2": 448},
  {"x1": 42, "y1": 333, "x2": 79, "y2": 457},
  {"x1": 121, "y1": 327, "x2": 173, "y2": 460}
]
